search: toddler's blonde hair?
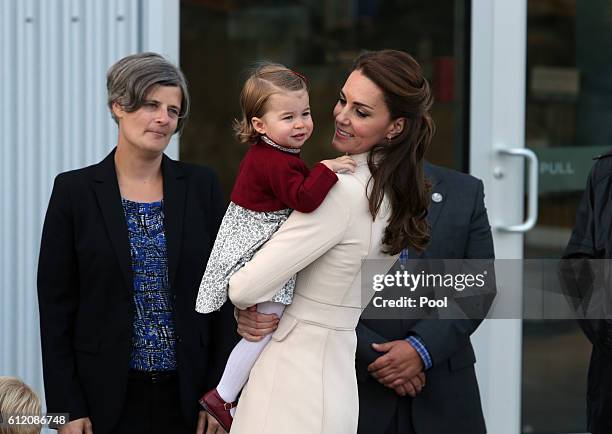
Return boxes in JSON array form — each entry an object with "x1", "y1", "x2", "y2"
[
  {"x1": 0, "y1": 377, "x2": 41, "y2": 434},
  {"x1": 234, "y1": 62, "x2": 308, "y2": 144}
]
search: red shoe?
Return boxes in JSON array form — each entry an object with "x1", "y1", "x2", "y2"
[{"x1": 199, "y1": 388, "x2": 237, "y2": 432}]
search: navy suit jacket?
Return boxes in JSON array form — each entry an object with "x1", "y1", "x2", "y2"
[{"x1": 356, "y1": 162, "x2": 494, "y2": 434}]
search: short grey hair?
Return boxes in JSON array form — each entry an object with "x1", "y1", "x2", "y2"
[{"x1": 106, "y1": 52, "x2": 190, "y2": 134}]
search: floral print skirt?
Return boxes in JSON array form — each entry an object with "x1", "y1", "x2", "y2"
[{"x1": 195, "y1": 202, "x2": 295, "y2": 313}]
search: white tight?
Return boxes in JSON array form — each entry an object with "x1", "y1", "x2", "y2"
[{"x1": 216, "y1": 301, "x2": 286, "y2": 406}]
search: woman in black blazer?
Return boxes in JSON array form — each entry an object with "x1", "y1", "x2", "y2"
[{"x1": 37, "y1": 52, "x2": 237, "y2": 434}]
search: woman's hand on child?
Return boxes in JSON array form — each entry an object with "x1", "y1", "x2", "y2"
[
  {"x1": 321, "y1": 155, "x2": 357, "y2": 174},
  {"x1": 236, "y1": 305, "x2": 279, "y2": 341}
]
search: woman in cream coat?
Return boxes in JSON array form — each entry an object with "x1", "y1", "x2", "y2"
[{"x1": 227, "y1": 50, "x2": 435, "y2": 434}]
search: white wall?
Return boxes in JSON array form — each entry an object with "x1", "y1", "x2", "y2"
[{"x1": 0, "y1": 0, "x2": 179, "y2": 425}]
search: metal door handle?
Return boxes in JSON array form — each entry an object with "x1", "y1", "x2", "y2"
[{"x1": 496, "y1": 148, "x2": 539, "y2": 232}]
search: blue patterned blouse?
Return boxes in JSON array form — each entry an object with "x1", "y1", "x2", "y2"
[{"x1": 122, "y1": 198, "x2": 177, "y2": 372}]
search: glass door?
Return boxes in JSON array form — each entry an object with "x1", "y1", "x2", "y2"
[
  {"x1": 521, "y1": 1, "x2": 610, "y2": 432},
  {"x1": 471, "y1": 0, "x2": 608, "y2": 433},
  {"x1": 179, "y1": 0, "x2": 471, "y2": 195}
]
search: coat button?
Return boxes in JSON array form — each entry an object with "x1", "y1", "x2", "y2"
[{"x1": 432, "y1": 192, "x2": 443, "y2": 203}]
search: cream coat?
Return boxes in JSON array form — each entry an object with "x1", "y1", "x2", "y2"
[{"x1": 228, "y1": 152, "x2": 397, "y2": 434}]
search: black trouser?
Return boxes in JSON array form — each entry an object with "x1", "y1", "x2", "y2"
[
  {"x1": 113, "y1": 371, "x2": 193, "y2": 434},
  {"x1": 384, "y1": 398, "x2": 416, "y2": 434}
]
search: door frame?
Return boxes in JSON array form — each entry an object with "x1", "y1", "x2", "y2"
[{"x1": 469, "y1": 0, "x2": 527, "y2": 433}]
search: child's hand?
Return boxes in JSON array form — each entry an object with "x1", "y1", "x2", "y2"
[{"x1": 321, "y1": 155, "x2": 357, "y2": 174}]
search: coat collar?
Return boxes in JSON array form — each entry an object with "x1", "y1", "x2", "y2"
[{"x1": 92, "y1": 148, "x2": 186, "y2": 293}]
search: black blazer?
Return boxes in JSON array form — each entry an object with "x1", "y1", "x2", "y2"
[
  {"x1": 37, "y1": 149, "x2": 238, "y2": 434},
  {"x1": 356, "y1": 162, "x2": 494, "y2": 434},
  {"x1": 562, "y1": 151, "x2": 612, "y2": 434}
]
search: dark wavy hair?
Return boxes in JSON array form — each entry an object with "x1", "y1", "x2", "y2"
[{"x1": 352, "y1": 50, "x2": 434, "y2": 254}]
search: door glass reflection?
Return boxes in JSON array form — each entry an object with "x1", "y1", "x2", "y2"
[
  {"x1": 522, "y1": 0, "x2": 611, "y2": 432},
  {"x1": 179, "y1": 0, "x2": 469, "y2": 196}
]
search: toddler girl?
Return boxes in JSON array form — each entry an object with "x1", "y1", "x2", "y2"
[{"x1": 195, "y1": 63, "x2": 355, "y2": 431}]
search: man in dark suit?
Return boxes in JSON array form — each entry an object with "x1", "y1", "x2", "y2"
[{"x1": 356, "y1": 162, "x2": 494, "y2": 434}]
